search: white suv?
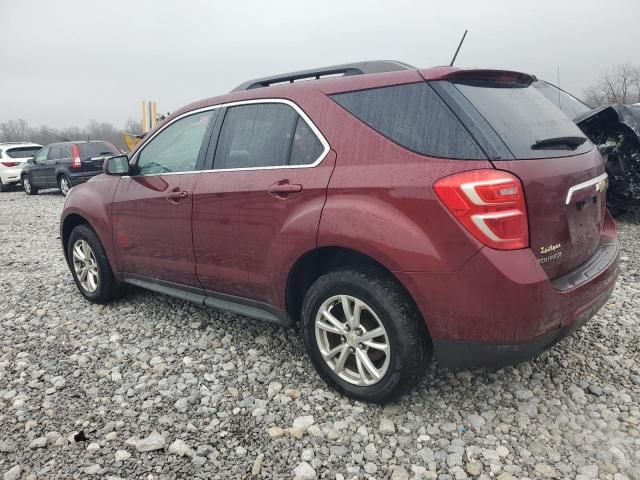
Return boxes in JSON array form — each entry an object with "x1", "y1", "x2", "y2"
[{"x1": 0, "y1": 142, "x2": 42, "y2": 192}]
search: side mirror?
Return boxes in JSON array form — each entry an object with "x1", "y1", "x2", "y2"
[{"x1": 104, "y1": 155, "x2": 130, "y2": 175}]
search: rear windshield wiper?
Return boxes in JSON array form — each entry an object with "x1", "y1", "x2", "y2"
[{"x1": 531, "y1": 136, "x2": 587, "y2": 150}]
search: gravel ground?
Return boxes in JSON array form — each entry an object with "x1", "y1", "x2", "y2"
[{"x1": 0, "y1": 188, "x2": 639, "y2": 480}]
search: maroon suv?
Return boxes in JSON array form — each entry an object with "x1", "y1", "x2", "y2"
[{"x1": 60, "y1": 61, "x2": 619, "y2": 402}]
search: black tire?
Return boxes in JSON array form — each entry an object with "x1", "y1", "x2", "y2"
[
  {"x1": 67, "y1": 224, "x2": 125, "y2": 304},
  {"x1": 22, "y1": 175, "x2": 38, "y2": 195},
  {"x1": 58, "y1": 174, "x2": 72, "y2": 196},
  {"x1": 0, "y1": 178, "x2": 6, "y2": 192},
  {"x1": 301, "y1": 268, "x2": 430, "y2": 403}
]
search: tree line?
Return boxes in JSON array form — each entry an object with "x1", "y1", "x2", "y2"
[
  {"x1": 582, "y1": 63, "x2": 640, "y2": 107},
  {"x1": 0, "y1": 118, "x2": 142, "y2": 151}
]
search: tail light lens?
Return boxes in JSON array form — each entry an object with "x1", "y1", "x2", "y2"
[
  {"x1": 1, "y1": 161, "x2": 19, "y2": 167},
  {"x1": 434, "y1": 169, "x2": 529, "y2": 250},
  {"x1": 71, "y1": 144, "x2": 81, "y2": 169}
]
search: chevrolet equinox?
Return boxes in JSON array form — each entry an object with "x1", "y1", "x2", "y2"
[{"x1": 60, "y1": 61, "x2": 620, "y2": 402}]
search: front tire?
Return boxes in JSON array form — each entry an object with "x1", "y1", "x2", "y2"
[
  {"x1": 67, "y1": 224, "x2": 124, "y2": 303},
  {"x1": 301, "y1": 268, "x2": 430, "y2": 403},
  {"x1": 22, "y1": 175, "x2": 38, "y2": 195}
]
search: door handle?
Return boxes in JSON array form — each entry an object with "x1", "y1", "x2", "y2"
[
  {"x1": 167, "y1": 190, "x2": 188, "y2": 203},
  {"x1": 268, "y1": 181, "x2": 302, "y2": 199}
]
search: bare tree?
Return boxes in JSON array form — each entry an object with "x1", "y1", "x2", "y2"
[
  {"x1": 583, "y1": 63, "x2": 640, "y2": 106},
  {"x1": 124, "y1": 118, "x2": 142, "y2": 135}
]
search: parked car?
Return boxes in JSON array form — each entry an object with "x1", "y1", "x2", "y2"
[
  {"x1": 0, "y1": 142, "x2": 42, "y2": 192},
  {"x1": 60, "y1": 61, "x2": 619, "y2": 402},
  {"x1": 21, "y1": 140, "x2": 120, "y2": 196},
  {"x1": 533, "y1": 80, "x2": 640, "y2": 215}
]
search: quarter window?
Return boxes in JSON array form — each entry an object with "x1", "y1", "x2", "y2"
[
  {"x1": 137, "y1": 111, "x2": 214, "y2": 175},
  {"x1": 331, "y1": 83, "x2": 486, "y2": 160},
  {"x1": 214, "y1": 103, "x2": 324, "y2": 169}
]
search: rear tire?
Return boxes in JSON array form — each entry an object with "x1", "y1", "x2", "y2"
[
  {"x1": 0, "y1": 179, "x2": 6, "y2": 192},
  {"x1": 301, "y1": 268, "x2": 430, "y2": 403},
  {"x1": 22, "y1": 175, "x2": 38, "y2": 195},
  {"x1": 67, "y1": 224, "x2": 125, "y2": 304},
  {"x1": 59, "y1": 175, "x2": 72, "y2": 196}
]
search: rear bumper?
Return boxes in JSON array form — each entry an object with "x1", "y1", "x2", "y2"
[
  {"x1": 432, "y1": 279, "x2": 615, "y2": 368},
  {"x1": 1, "y1": 166, "x2": 24, "y2": 184},
  {"x1": 68, "y1": 170, "x2": 101, "y2": 186},
  {"x1": 397, "y1": 212, "x2": 619, "y2": 369}
]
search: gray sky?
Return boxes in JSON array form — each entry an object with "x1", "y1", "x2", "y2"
[{"x1": 1, "y1": 0, "x2": 638, "y2": 128}]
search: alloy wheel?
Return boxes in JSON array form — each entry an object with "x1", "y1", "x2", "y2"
[
  {"x1": 23, "y1": 177, "x2": 31, "y2": 193},
  {"x1": 72, "y1": 239, "x2": 99, "y2": 293},
  {"x1": 314, "y1": 294, "x2": 391, "y2": 386},
  {"x1": 60, "y1": 177, "x2": 70, "y2": 195}
]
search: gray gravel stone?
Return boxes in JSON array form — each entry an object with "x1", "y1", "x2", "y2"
[
  {"x1": 135, "y1": 431, "x2": 165, "y2": 452},
  {"x1": 293, "y1": 461, "x2": 316, "y2": 480},
  {"x1": 3, "y1": 465, "x2": 21, "y2": 480}
]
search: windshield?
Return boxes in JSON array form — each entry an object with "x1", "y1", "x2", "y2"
[
  {"x1": 5, "y1": 147, "x2": 41, "y2": 159},
  {"x1": 454, "y1": 81, "x2": 593, "y2": 159},
  {"x1": 532, "y1": 80, "x2": 592, "y2": 120}
]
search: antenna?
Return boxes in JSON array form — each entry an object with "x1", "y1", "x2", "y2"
[
  {"x1": 450, "y1": 30, "x2": 468, "y2": 67},
  {"x1": 557, "y1": 67, "x2": 562, "y2": 110}
]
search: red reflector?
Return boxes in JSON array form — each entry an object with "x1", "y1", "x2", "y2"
[
  {"x1": 71, "y1": 144, "x2": 81, "y2": 169},
  {"x1": 434, "y1": 169, "x2": 529, "y2": 250},
  {"x1": 1, "y1": 161, "x2": 19, "y2": 167}
]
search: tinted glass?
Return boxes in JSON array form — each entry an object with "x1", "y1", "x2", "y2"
[
  {"x1": 289, "y1": 118, "x2": 325, "y2": 166},
  {"x1": 5, "y1": 147, "x2": 41, "y2": 159},
  {"x1": 77, "y1": 142, "x2": 119, "y2": 158},
  {"x1": 48, "y1": 146, "x2": 62, "y2": 160},
  {"x1": 331, "y1": 83, "x2": 485, "y2": 159},
  {"x1": 455, "y1": 82, "x2": 593, "y2": 159},
  {"x1": 215, "y1": 103, "x2": 298, "y2": 169},
  {"x1": 137, "y1": 111, "x2": 213, "y2": 175},
  {"x1": 532, "y1": 80, "x2": 591, "y2": 120}
]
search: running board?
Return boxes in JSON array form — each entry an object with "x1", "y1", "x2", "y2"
[{"x1": 121, "y1": 274, "x2": 292, "y2": 327}]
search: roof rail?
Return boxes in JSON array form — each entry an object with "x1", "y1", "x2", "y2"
[{"x1": 231, "y1": 60, "x2": 415, "y2": 92}]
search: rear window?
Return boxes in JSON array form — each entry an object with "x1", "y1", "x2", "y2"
[
  {"x1": 5, "y1": 147, "x2": 41, "y2": 159},
  {"x1": 331, "y1": 83, "x2": 486, "y2": 160},
  {"x1": 454, "y1": 82, "x2": 593, "y2": 159},
  {"x1": 532, "y1": 80, "x2": 592, "y2": 119},
  {"x1": 77, "y1": 142, "x2": 119, "y2": 158}
]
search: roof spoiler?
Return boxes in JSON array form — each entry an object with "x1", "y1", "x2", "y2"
[
  {"x1": 439, "y1": 69, "x2": 536, "y2": 86},
  {"x1": 231, "y1": 60, "x2": 416, "y2": 92}
]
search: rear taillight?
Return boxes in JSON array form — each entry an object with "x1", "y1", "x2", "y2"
[
  {"x1": 1, "y1": 161, "x2": 19, "y2": 167},
  {"x1": 434, "y1": 169, "x2": 529, "y2": 250},
  {"x1": 71, "y1": 144, "x2": 81, "y2": 169}
]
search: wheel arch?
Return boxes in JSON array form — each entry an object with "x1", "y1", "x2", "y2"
[
  {"x1": 61, "y1": 213, "x2": 92, "y2": 263},
  {"x1": 285, "y1": 246, "x2": 430, "y2": 338}
]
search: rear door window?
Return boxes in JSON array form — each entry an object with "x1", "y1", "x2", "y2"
[
  {"x1": 454, "y1": 81, "x2": 593, "y2": 159},
  {"x1": 331, "y1": 83, "x2": 486, "y2": 160},
  {"x1": 289, "y1": 117, "x2": 325, "y2": 166},
  {"x1": 214, "y1": 103, "x2": 298, "y2": 169},
  {"x1": 48, "y1": 146, "x2": 62, "y2": 160}
]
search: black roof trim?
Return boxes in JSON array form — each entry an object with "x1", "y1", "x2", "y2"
[{"x1": 231, "y1": 60, "x2": 416, "y2": 92}]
